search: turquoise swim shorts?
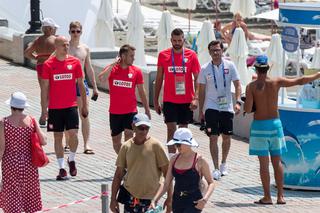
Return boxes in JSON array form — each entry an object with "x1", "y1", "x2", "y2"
[{"x1": 249, "y1": 118, "x2": 287, "y2": 156}]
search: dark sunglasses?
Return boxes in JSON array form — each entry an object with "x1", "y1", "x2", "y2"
[
  {"x1": 137, "y1": 125, "x2": 150, "y2": 131},
  {"x1": 71, "y1": 30, "x2": 81, "y2": 34},
  {"x1": 175, "y1": 143, "x2": 181, "y2": 148}
]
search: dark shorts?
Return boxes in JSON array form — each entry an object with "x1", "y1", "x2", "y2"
[
  {"x1": 173, "y1": 207, "x2": 202, "y2": 213},
  {"x1": 205, "y1": 109, "x2": 234, "y2": 136},
  {"x1": 47, "y1": 107, "x2": 79, "y2": 132},
  {"x1": 163, "y1": 102, "x2": 193, "y2": 125},
  {"x1": 76, "y1": 80, "x2": 89, "y2": 97},
  {"x1": 109, "y1": 112, "x2": 137, "y2": 136}
]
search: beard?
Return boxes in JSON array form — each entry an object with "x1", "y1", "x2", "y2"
[{"x1": 173, "y1": 44, "x2": 183, "y2": 51}]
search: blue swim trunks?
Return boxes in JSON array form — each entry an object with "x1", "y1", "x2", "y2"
[
  {"x1": 249, "y1": 118, "x2": 287, "y2": 156},
  {"x1": 76, "y1": 80, "x2": 89, "y2": 97}
]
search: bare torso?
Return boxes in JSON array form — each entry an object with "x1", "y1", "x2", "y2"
[
  {"x1": 34, "y1": 35, "x2": 56, "y2": 64},
  {"x1": 251, "y1": 78, "x2": 280, "y2": 120},
  {"x1": 68, "y1": 43, "x2": 88, "y2": 68}
]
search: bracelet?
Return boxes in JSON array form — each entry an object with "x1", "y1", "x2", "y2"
[{"x1": 236, "y1": 100, "x2": 242, "y2": 106}]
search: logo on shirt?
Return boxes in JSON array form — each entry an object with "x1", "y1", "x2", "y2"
[
  {"x1": 128, "y1": 73, "x2": 133, "y2": 78},
  {"x1": 224, "y1": 69, "x2": 229, "y2": 74},
  {"x1": 113, "y1": 80, "x2": 133, "y2": 88},
  {"x1": 53, "y1": 73, "x2": 73, "y2": 81},
  {"x1": 168, "y1": 66, "x2": 188, "y2": 73},
  {"x1": 67, "y1": 65, "x2": 73, "y2": 70}
]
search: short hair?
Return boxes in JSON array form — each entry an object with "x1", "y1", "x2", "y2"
[
  {"x1": 119, "y1": 44, "x2": 136, "y2": 56},
  {"x1": 171, "y1": 28, "x2": 184, "y2": 37},
  {"x1": 69, "y1": 21, "x2": 82, "y2": 30},
  {"x1": 208, "y1": 40, "x2": 224, "y2": 50},
  {"x1": 11, "y1": 107, "x2": 23, "y2": 111},
  {"x1": 255, "y1": 65, "x2": 270, "y2": 73}
]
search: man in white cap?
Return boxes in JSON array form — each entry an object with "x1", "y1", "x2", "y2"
[
  {"x1": 110, "y1": 113, "x2": 172, "y2": 213},
  {"x1": 24, "y1": 17, "x2": 59, "y2": 127}
]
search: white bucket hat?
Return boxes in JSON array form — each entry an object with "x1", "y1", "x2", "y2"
[
  {"x1": 167, "y1": 128, "x2": 199, "y2": 147},
  {"x1": 42, "y1": 17, "x2": 60, "y2": 28},
  {"x1": 5, "y1": 92, "x2": 30, "y2": 109}
]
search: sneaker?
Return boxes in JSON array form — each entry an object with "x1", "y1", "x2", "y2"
[
  {"x1": 56, "y1": 168, "x2": 68, "y2": 181},
  {"x1": 68, "y1": 159, "x2": 77, "y2": 176},
  {"x1": 64, "y1": 146, "x2": 70, "y2": 152},
  {"x1": 212, "y1": 169, "x2": 221, "y2": 180},
  {"x1": 220, "y1": 163, "x2": 228, "y2": 176}
]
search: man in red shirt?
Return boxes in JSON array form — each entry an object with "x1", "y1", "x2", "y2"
[
  {"x1": 42, "y1": 36, "x2": 88, "y2": 180},
  {"x1": 98, "y1": 45, "x2": 150, "y2": 154},
  {"x1": 154, "y1": 28, "x2": 200, "y2": 155}
]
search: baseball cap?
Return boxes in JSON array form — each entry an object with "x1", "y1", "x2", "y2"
[
  {"x1": 5, "y1": 92, "x2": 30, "y2": 109},
  {"x1": 167, "y1": 128, "x2": 199, "y2": 147},
  {"x1": 254, "y1": 55, "x2": 269, "y2": 68},
  {"x1": 42, "y1": 18, "x2": 60, "y2": 28},
  {"x1": 132, "y1": 113, "x2": 151, "y2": 127}
]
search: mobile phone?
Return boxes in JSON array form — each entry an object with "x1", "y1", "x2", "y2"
[{"x1": 91, "y1": 94, "x2": 98, "y2": 101}]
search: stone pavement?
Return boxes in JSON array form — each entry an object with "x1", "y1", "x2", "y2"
[{"x1": 0, "y1": 58, "x2": 319, "y2": 213}]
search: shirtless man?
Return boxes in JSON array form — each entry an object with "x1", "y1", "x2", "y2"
[
  {"x1": 67, "y1": 21, "x2": 99, "y2": 154},
  {"x1": 244, "y1": 55, "x2": 320, "y2": 205},
  {"x1": 24, "y1": 18, "x2": 59, "y2": 126}
]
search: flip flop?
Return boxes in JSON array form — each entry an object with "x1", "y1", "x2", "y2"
[
  {"x1": 277, "y1": 200, "x2": 286, "y2": 205},
  {"x1": 84, "y1": 149, "x2": 95, "y2": 155},
  {"x1": 254, "y1": 199, "x2": 273, "y2": 205}
]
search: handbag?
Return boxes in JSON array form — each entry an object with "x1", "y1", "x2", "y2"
[{"x1": 31, "y1": 117, "x2": 49, "y2": 167}]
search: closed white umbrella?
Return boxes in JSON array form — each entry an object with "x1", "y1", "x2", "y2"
[
  {"x1": 311, "y1": 48, "x2": 320, "y2": 69},
  {"x1": 157, "y1": 10, "x2": 174, "y2": 54},
  {"x1": 226, "y1": 27, "x2": 251, "y2": 86},
  {"x1": 177, "y1": 0, "x2": 197, "y2": 32},
  {"x1": 196, "y1": 20, "x2": 216, "y2": 66},
  {"x1": 266, "y1": 33, "x2": 287, "y2": 97},
  {"x1": 230, "y1": 0, "x2": 256, "y2": 18},
  {"x1": 95, "y1": 0, "x2": 116, "y2": 48},
  {"x1": 127, "y1": 0, "x2": 147, "y2": 67}
]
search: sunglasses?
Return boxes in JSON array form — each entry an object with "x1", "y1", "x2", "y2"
[
  {"x1": 137, "y1": 125, "x2": 150, "y2": 131},
  {"x1": 71, "y1": 30, "x2": 81, "y2": 34},
  {"x1": 175, "y1": 143, "x2": 181, "y2": 148}
]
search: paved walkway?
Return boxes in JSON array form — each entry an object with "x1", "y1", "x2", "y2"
[{"x1": 0, "y1": 58, "x2": 319, "y2": 213}]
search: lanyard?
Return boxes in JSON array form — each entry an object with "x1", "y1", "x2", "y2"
[
  {"x1": 211, "y1": 62, "x2": 226, "y2": 90},
  {"x1": 171, "y1": 48, "x2": 185, "y2": 74}
]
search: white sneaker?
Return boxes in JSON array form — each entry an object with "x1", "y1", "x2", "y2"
[
  {"x1": 212, "y1": 169, "x2": 221, "y2": 180},
  {"x1": 220, "y1": 163, "x2": 228, "y2": 176}
]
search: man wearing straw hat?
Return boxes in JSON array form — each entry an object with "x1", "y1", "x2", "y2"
[{"x1": 244, "y1": 55, "x2": 320, "y2": 205}]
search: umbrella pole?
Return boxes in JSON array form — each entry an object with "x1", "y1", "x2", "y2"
[
  {"x1": 163, "y1": 0, "x2": 165, "y2": 11},
  {"x1": 215, "y1": 0, "x2": 218, "y2": 21},
  {"x1": 188, "y1": 9, "x2": 191, "y2": 32}
]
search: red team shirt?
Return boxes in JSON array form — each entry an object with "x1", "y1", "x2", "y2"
[
  {"x1": 42, "y1": 56, "x2": 84, "y2": 109},
  {"x1": 108, "y1": 64, "x2": 144, "y2": 114},
  {"x1": 157, "y1": 48, "x2": 201, "y2": 103}
]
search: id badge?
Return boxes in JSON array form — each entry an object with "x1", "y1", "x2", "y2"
[
  {"x1": 175, "y1": 75, "x2": 186, "y2": 95},
  {"x1": 217, "y1": 96, "x2": 228, "y2": 109}
]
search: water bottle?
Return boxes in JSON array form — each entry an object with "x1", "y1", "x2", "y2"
[{"x1": 146, "y1": 205, "x2": 163, "y2": 213}]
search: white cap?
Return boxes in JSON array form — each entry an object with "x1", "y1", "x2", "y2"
[
  {"x1": 167, "y1": 128, "x2": 199, "y2": 147},
  {"x1": 5, "y1": 92, "x2": 30, "y2": 109},
  {"x1": 42, "y1": 18, "x2": 60, "y2": 28},
  {"x1": 132, "y1": 113, "x2": 151, "y2": 127}
]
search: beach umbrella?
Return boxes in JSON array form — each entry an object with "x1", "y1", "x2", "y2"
[
  {"x1": 177, "y1": 0, "x2": 196, "y2": 32},
  {"x1": 266, "y1": 34, "x2": 287, "y2": 97},
  {"x1": 196, "y1": 20, "x2": 216, "y2": 66},
  {"x1": 311, "y1": 48, "x2": 320, "y2": 69},
  {"x1": 127, "y1": 0, "x2": 147, "y2": 67},
  {"x1": 95, "y1": 0, "x2": 116, "y2": 48},
  {"x1": 226, "y1": 27, "x2": 251, "y2": 86},
  {"x1": 230, "y1": 0, "x2": 256, "y2": 18},
  {"x1": 157, "y1": 10, "x2": 174, "y2": 54}
]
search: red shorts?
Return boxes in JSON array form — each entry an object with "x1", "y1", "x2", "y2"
[{"x1": 36, "y1": 64, "x2": 44, "y2": 79}]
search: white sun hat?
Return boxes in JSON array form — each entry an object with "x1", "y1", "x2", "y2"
[
  {"x1": 42, "y1": 17, "x2": 60, "y2": 28},
  {"x1": 167, "y1": 128, "x2": 199, "y2": 147},
  {"x1": 5, "y1": 92, "x2": 30, "y2": 109}
]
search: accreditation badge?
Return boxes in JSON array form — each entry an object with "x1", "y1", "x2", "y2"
[
  {"x1": 175, "y1": 75, "x2": 186, "y2": 95},
  {"x1": 217, "y1": 96, "x2": 228, "y2": 109}
]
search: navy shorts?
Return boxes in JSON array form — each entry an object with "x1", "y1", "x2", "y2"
[
  {"x1": 163, "y1": 102, "x2": 193, "y2": 125},
  {"x1": 109, "y1": 113, "x2": 137, "y2": 136},
  {"x1": 47, "y1": 107, "x2": 79, "y2": 132},
  {"x1": 76, "y1": 80, "x2": 89, "y2": 97},
  {"x1": 205, "y1": 109, "x2": 234, "y2": 136}
]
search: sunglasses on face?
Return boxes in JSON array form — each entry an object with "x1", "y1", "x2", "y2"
[
  {"x1": 137, "y1": 125, "x2": 150, "y2": 131},
  {"x1": 71, "y1": 30, "x2": 81, "y2": 34},
  {"x1": 175, "y1": 143, "x2": 181, "y2": 148}
]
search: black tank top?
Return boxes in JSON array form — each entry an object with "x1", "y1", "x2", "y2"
[{"x1": 172, "y1": 153, "x2": 203, "y2": 208}]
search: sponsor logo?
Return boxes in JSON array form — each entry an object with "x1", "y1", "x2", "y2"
[
  {"x1": 113, "y1": 80, "x2": 133, "y2": 88},
  {"x1": 168, "y1": 66, "x2": 188, "y2": 73},
  {"x1": 53, "y1": 73, "x2": 73, "y2": 81},
  {"x1": 67, "y1": 64, "x2": 73, "y2": 70},
  {"x1": 128, "y1": 73, "x2": 133, "y2": 78},
  {"x1": 184, "y1": 58, "x2": 188, "y2": 63},
  {"x1": 224, "y1": 69, "x2": 229, "y2": 74}
]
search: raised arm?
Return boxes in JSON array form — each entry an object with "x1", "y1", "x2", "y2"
[
  {"x1": 277, "y1": 72, "x2": 320, "y2": 88},
  {"x1": 98, "y1": 57, "x2": 120, "y2": 82}
]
